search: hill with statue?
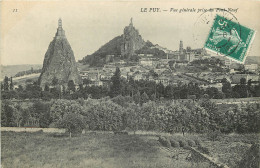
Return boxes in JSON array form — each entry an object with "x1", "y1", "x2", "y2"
[{"x1": 79, "y1": 18, "x2": 168, "y2": 67}]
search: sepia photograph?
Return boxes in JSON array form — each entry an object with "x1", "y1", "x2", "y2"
[{"x1": 1, "y1": 0, "x2": 259, "y2": 168}]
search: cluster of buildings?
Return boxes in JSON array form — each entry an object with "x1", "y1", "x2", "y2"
[
  {"x1": 137, "y1": 40, "x2": 209, "y2": 68},
  {"x1": 79, "y1": 40, "x2": 259, "y2": 91}
]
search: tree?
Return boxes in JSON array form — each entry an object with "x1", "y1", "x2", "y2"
[
  {"x1": 164, "y1": 85, "x2": 173, "y2": 99},
  {"x1": 233, "y1": 78, "x2": 248, "y2": 98},
  {"x1": 31, "y1": 101, "x2": 50, "y2": 123},
  {"x1": 58, "y1": 112, "x2": 85, "y2": 137},
  {"x1": 21, "y1": 108, "x2": 30, "y2": 126},
  {"x1": 17, "y1": 85, "x2": 23, "y2": 92},
  {"x1": 25, "y1": 82, "x2": 42, "y2": 99},
  {"x1": 41, "y1": 91, "x2": 53, "y2": 101},
  {"x1": 111, "y1": 95, "x2": 134, "y2": 108},
  {"x1": 128, "y1": 76, "x2": 136, "y2": 97},
  {"x1": 156, "y1": 82, "x2": 165, "y2": 98},
  {"x1": 133, "y1": 91, "x2": 141, "y2": 104},
  {"x1": 49, "y1": 99, "x2": 84, "y2": 130},
  {"x1": 10, "y1": 77, "x2": 14, "y2": 90},
  {"x1": 50, "y1": 87, "x2": 60, "y2": 99},
  {"x1": 82, "y1": 99, "x2": 124, "y2": 131},
  {"x1": 3, "y1": 76, "x2": 9, "y2": 91},
  {"x1": 44, "y1": 84, "x2": 50, "y2": 92},
  {"x1": 254, "y1": 85, "x2": 260, "y2": 97},
  {"x1": 222, "y1": 78, "x2": 232, "y2": 97},
  {"x1": 52, "y1": 77, "x2": 59, "y2": 86},
  {"x1": 83, "y1": 79, "x2": 91, "y2": 85},
  {"x1": 110, "y1": 67, "x2": 122, "y2": 97},
  {"x1": 13, "y1": 104, "x2": 22, "y2": 127},
  {"x1": 140, "y1": 92, "x2": 149, "y2": 105},
  {"x1": 2, "y1": 103, "x2": 15, "y2": 126},
  {"x1": 240, "y1": 78, "x2": 246, "y2": 85},
  {"x1": 150, "y1": 93, "x2": 156, "y2": 101},
  {"x1": 126, "y1": 105, "x2": 140, "y2": 134},
  {"x1": 1, "y1": 83, "x2": 4, "y2": 91},
  {"x1": 205, "y1": 87, "x2": 220, "y2": 99},
  {"x1": 200, "y1": 100, "x2": 220, "y2": 131},
  {"x1": 247, "y1": 79, "x2": 254, "y2": 97},
  {"x1": 68, "y1": 80, "x2": 76, "y2": 92}
]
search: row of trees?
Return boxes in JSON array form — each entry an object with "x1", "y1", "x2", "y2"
[
  {"x1": 221, "y1": 78, "x2": 260, "y2": 98},
  {"x1": 14, "y1": 68, "x2": 41, "y2": 78},
  {"x1": 2, "y1": 98, "x2": 260, "y2": 135},
  {"x1": 2, "y1": 67, "x2": 260, "y2": 100}
]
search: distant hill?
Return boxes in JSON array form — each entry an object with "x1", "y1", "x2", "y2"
[
  {"x1": 1, "y1": 64, "x2": 42, "y2": 80},
  {"x1": 79, "y1": 18, "x2": 166, "y2": 67},
  {"x1": 80, "y1": 35, "x2": 123, "y2": 67},
  {"x1": 245, "y1": 56, "x2": 260, "y2": 65}
]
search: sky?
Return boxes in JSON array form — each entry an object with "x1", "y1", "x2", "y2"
[{"x1": 1, "y1": 0, "x2": 260, "y2": 65}]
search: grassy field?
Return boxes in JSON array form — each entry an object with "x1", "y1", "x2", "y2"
[
  {"x1": 1, "y1": 131, "x2": 257, "y2": 168},
  {"x1": 199, "y1": 133, "x2": 258, "y2": 168}
]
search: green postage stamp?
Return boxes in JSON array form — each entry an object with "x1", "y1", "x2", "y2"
[{"x1": 204, "y1": 14, "x2": 256, "y2": 63}]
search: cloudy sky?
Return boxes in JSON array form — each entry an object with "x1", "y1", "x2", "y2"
[{"x1": 1, "y1": 0, "x2": 260, "y2": 65}]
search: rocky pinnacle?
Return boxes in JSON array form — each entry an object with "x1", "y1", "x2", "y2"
[{"x1": 38, "y1": 18, "x2": 82, "y2": 88}]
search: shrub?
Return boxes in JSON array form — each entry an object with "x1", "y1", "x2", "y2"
[
  {"x1": 207, "y1": 130, "x2": 222, "y2": 141},
  {"x1": 194, "y1": 138, "x2": 201, "y2": 146},
  {"x1": 170, "y1": 139, "x2": 180, "y2": 148},
  {"x1": 187, "y1": 139, "x2": 196, "y2": 147},
  {"x1": 198, "y1": 145, "x2": 210, "y2": 155},
  {"x1": 158, "y1": 136, "x2": 171, "y2": 148},
  {"x1": 179, "y1": 139, "x2": 188, "y2": 147},
  {"x1": 57, "y1": 113, "x2": 85, "y2": 137}
]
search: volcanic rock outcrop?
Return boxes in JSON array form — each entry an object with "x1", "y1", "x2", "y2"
[
  {"x1": 38, "y1": 18, "x2": 81, "y2": 88},
  {"x1": 80, "y1": 18, "x2": 146, "y2": 66},
  {"x1": 120, "y1": 18, "x2": 146, "y2": 59}
]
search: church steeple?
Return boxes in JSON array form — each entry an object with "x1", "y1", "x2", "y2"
[
  {"x1": 58, "y1": 18, "x2": 62, "y2": 28},
  {"x1": 56, "y1": 18, "x2": 65, "y2": 38}
]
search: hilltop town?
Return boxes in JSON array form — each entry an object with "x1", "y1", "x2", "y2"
[
  {"x1": 1, "y1": 18, "x2": 260, "y2": 100},
  {"x1": 1, "y1": 5, "x2": 260, "y2": 168},
  {"x1": 77, "y1": 18, "x2": 259, "y2": 96}
]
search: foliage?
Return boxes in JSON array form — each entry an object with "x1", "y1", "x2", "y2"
[
  {"x1": 49, "y1": 99, "x2": 85, "y2": 136},
  {"x1": 178, "y1": 140, "x2": 188, "y2": 147},
  {"x1": 1, "y1": 101, "x2": 15, "y2": 127},
  {"x1": 170, "y1": 139, "x2": 180, "y2": 148},
  {"x1": 14, "y1": 68, "x2": 41, "y2": 78},
  {"x1": 67, "y1": 80, "x2": 76, "y2": 92},
  {"x1": 135, "y1": 46, "x2": 166, "y2": 58},
  {"x1": 109, "y1": 67, "x2": 122, "y2": 97},
  {"x1": 3, "y1": 76, "x2": 9, "y2": 91},
  {"x1": 187, "y1": 139, "x2": 196, "y2": 147},
  {"x1": 1, "y1": 96, "x2": 259, "y2": 135},
  {"x1": 198, "y1": 145, "x2": 210, "y2": 155},
  {"x1": 57, "y1": 112, "x2": 85, "y2": 136},
  {"x1": 158, "y1": 136, "x2": 171, "y2": 148},
  {"x1": 207, "y1": 130, "x2": 222, "y2": 141},
  {"x1": 49, "y1": 99, "x2": 83, "y2": 125},
  {"x1": 82, "y1": 99, "x2": 124, "y2": 131}
]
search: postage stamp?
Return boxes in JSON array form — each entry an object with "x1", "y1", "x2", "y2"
[{"x1": 204, "y1": 14, "x2": 256, "y2": 63}]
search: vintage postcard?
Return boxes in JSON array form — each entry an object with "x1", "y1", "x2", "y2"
[{"x1": 1, "y1": 0, "x2": 259, "y2": 168}]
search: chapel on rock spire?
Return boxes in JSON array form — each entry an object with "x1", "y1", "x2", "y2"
[{"x1": 56, "y1": 18, "x2": 65, "y2": 38}]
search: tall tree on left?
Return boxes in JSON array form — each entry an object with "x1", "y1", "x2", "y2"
[{"x1": 110, "y1": 67, "x2": 122, "y2": 97}]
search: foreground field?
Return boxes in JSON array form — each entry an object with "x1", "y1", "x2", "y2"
[{"x1": 1, "y1": 131, "x2": 257, "y2": 168}]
